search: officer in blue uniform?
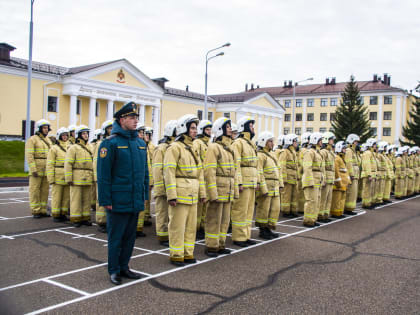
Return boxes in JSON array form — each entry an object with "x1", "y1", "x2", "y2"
[{"x1": 97, "y1": 102, "x2": 149, "y2": 285}]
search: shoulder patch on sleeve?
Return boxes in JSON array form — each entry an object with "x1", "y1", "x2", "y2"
[{"x1": 100, "y1": 147, "x2": 108, "y2": 158}]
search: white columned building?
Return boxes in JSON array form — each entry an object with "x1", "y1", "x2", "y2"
[
  {"x1": 106, "y1": 100, "x2": 114, "y2": 121},
  {"x1": 88, "y1": 97, "x2": 96, "y2": 140},
  {"x1": 69, "y1": 94, "x2": 77, "y2": 126}
]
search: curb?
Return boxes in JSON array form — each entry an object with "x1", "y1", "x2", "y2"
[{"x1": 0, "y1": 186, "x2": 29, "y2": 192}]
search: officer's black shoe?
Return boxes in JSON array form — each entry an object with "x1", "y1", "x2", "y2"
[
  {"x1": 204, "y1": 249, "x2": 219, "y2": 257},
  {"x1": 97, "y1": 225, "x2": 107, "y2": 233},
  {"x1": 246, "y1": 239, "x2": 257, "y2": 245},
  {"x1": 33, "y1": 214, "x2": 42, "y2": 219},
  {"x1": 184, "y1": 258, "x2": 197, "y2": 264},
  {"x1": 159, "y1": 240, "x2": 169, "y2": 247},
  {"x1": 136, "y1": 231, "x2": 146, "y2": 237},
  {"x1": 74, "y1": 222, "x2": 82, "y2": 228},
  {"x1": 290, "y1": 213, "x2": 299, "y2": 218},
  {"x1": 82, "y1": 221, "x2": 92, "y2": 226},
  {"x1": 110, "y1": 273, "x2": 122, "y2": 285},
  {"x1": 314, "y1": 222, "x2": 320, "y2": 226},
  {"x1": 233, "y1": 241, "x2": 249, "y2": 247},
  {"x1": 53, "y1": 217, "x2": 61, "y2": 222},
  {"x1": 259, "y1": 228, "x2": 273, "y2": 240},
  {"x1": 144, "y1": 220, "x2": 152, "y2": 227},
  {"x1": 282, "y1": 213, "x2": 291, "y2": 218},
  {"x1": 120, "y1": 269, "x2": 142, "y2": 279},
  {"x1": 170, "y1": 260, "x2": 185, "y2": 267},
  {"x1": 344, "y1": 211, "x2": 357, "y2": 216},
  {"x1": 41, "y1": 213, "x2": 51, "y2": 217},
  {"x1": 218, "y1": 248, "x2": 232, "y2": 255}
]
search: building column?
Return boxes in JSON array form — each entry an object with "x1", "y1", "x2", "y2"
[
  {"x1": 258, "y1": 114, "x2": 262, "y2": 135},
  {"x1": 279, "y1": 115, "x2": 283, "y2": 136},
  {"x1": 89, "y1": 97, "x2": 96, "y2": 141},
  {"x1": 152, "y1": 106, "x2": 160, "y2": 145},
  {"x1": 69, "y1": 94, "x2": 77, "y2": 126},
  {"x1": 377, "y1": 94, "x2": 383, "y2": 140},
  {"x1": 271, "y1": 116, "x2": 275, "y2": 135},
  {"x1": 106, "y1": 100, "x2": 114, "y2": 121},
  {"x1": 265, "y1": 115, "x2": 269, "y2": 133},
  {"x1": 139, "y1": 104, "x2": 146, "y2": 126}
]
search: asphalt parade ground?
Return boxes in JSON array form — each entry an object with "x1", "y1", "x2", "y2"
[{"x1": 0, "y1": 190, "x2": 419, "y2": 314}]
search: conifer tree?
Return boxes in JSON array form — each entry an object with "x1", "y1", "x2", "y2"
[
  {"x1": 400, "y1": 96, "x2": 420, "y2": 146},
  {"x1": 331, "y1": 75, "x2": 373, "y2": 143}
]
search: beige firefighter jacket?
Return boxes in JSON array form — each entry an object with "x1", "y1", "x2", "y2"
[
  {"x1": 152, "y1": 137, "x2": 174, "y2": 197},
  {"x1": 333, "y1": 153, "x2": 350, "y2": 191},
  {"x1": 232, "y1": 132, "x2": 260, "y2": 189},
  {"x1": 302, "y1": 145, "x2": 325, "y2": 189},
  {"x1": 320, "y1": 145, "x2": 335, "y2": 185},
  {"x1": 163, "y1": 135, "x2": 206, "y2": 204},
  {"x1": 395, "y1": 156, "x2": 406, "y2": 179},
  {"x1": 193, "y1": 136, "x2": 210, "y2": 162},
  {"x1": 376, "y1": 152, "x2": 387, "y2": 180},
  {"x1": 345, "y1": 145, "x2": 360, "y2": 180},
  {"x1": 361, "y1": 149, "x2": 376, "y2": 178},
  {"x1": 297, "y1": 146, "x2": 308, "y2": 181},
  {"x1": 384, "y1": 154, "x2": 394, "y2": 180},
  {"x1": 92, "y1": 139, "x2": 102, "y2": 182},
  {"x1": 146, "y1": 141, "x2": 155, "y2": 186},
  {"x1": 25, "y1": 133, "x2": 52, "y2": 176},
  {"x1": 64, "y1": 139, "x2": 94, "y2": 186},
  {"x1": 257, "y1": 147, "x2": 284, "y2": 197},
  {"x1": 279, "y1": 145, "x2": 298, "y2": 185},
  {"x1": 47, "y1": 140, "x2": 69, "y2": 185}
]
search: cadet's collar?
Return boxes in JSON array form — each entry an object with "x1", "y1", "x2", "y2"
[
  {"x1": 77, "y1": 138, "x2": 87, "y2": 145},
  {"x1": 263, "y1": 146, "x2": 271, "y2": 153},
  {"x1": 182, "y1": 135, "x2": 194, "y2": 146},
  {"x1": 288, "y1": 145, "x2": 296, "y2": 152},
  {"x1": 59, "y1": 140, "x2": 68, "y2": 147},
  {"x1": 327, "y1": 144, "x2": 333, "y2": 151},
  {"x1": 201, "y1": 135, "x2": 210, "y2": 144},
  {"x1": 242, "y1": 132, "x2": 252, "y2": 140},
  {"x1": 167, "y1": 136, "x2": 174, "y2": 144},
  {"x1": 220, "y1": 135, "x2": 232, "y2": 146},
  {"x1": 316, "y1": 144, "x2": 321, "y2": 151},
  {"x1": 36, "y1": 132, "x2": 47, "y2": 139}
]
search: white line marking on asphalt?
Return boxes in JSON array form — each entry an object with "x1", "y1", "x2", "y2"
[
  {"x1": 43, "y1": 279, "x2": 90, "y2": 296},
  {"x1": 0, "y1": 215, "x2": 33, "y2": 221},
  {"x1": 277, "y1": 224, "x2": 309, "y2": 229}
]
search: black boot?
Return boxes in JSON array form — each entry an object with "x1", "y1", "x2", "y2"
[
  {"x1": 159, "y1": 240, "x2": 169, "y2": 247},
  {"x1": 218, "y1": 248, "x2": 232, "y2": 255},
  {"x1": 82, "y1": 220, "x2": 92, "y2": 226},
  {"x1": 204, "y1": 249, "x2": 219, "y2": 257},
  {"x1": 246, "y1": 239, "x2": 257, "y2": 245},
  {"x1": 170, "y1": 260, "x2": 185, "y2": 267},
  {"x1": 97, "y1": 224, "x2": 107, "y2": 233},
  {"x1": 259, "y1": 227, "x2": 272, "y2": 240},
  {"x1": 136, "y1": 231, "x2": 146, "y2": 237},
  {"x1": 344, "y1": 211, "x2": 357, "y2": 216},
  {"x1": 268, "y1": 228, "x2": 280, "y2": 238},
  {"x1": 233, "y1": 241, "x2": 248, "y2": 247}
]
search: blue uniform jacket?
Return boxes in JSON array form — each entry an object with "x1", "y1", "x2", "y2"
[{"x1": 97, "y1": 121, "x2": 149, "y2": 213}]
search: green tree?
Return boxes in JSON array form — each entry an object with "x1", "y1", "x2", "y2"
[
  {"x1": 400, "y1": 95, "x2": 420, "y2": 146},
  {"x1": 331, "y1": 75, "x2": 373, "y2": 143}
]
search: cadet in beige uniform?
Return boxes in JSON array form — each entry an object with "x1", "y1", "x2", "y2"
[
  {"x1": 297, "y1": 132, "x2": 312, "y2": 214},
  {"x1": 344, "y1": 134, "x2": 360, "y2": 212},
  {"x1": 68, "y1": 125, "x2": 77, "y2": 145},
  {"x1": 25, "y1": 119, "x2": 53, "y2": 218},
  {"x1": 319, "y1": 132, "x2": 336, "y2": 222},
  {"x1": 88, "y1": 129, "x2": 102, "y2": 212},
  {"x1": 144, "y1": 127, "x2": 155, "y2": 226},
  {"x1": 331, "y1": 141, "x2": 351, "y2": 218}
]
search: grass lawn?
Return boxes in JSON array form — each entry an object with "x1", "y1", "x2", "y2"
[{"x1": 0, "y1": 141, "x2": 28, "y2": 177}]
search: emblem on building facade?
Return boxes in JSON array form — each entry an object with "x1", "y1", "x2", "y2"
[{"x1": 117, "y1": 69, "x2": 126, "y2": 83}]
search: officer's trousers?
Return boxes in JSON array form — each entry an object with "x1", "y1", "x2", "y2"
[
  {"x1": 330, "y1": 190, "x2": 346, "y2": 217},
  {"x1": 256, "y1": 195, "x2": 281, "y2": 230},
  {"x1": 51, "y1": 184, "x2": 69, "y2": 218},
  {"x1": 297, "y1": 180, "x2": 305, "y2": 213},
  {"x1": 168, "y1": 202, "x2": 197, "y2": 261},
  {"x1": 29, "y1": 175, "x2": 49, "y2": 215},
  {"x1": 231, "y1": 187, "x2": 255, "y2": 242},
  {"x1": 383, "y1": 179, "x2": 392, "y2": 201},
  {"x1": 70, "y1": 185, "x2": 91, "y2": 223},
  {"x1": 303, "y1": 186, "x2": 321, "y2": 225},
  {"x1": 107, "y1": 210, "x2": 139, "y2": 275},
  {"x1": 281, "y1": 183, "x2": 298, "y2": 215},
  {"x1": 155, "y1": 196, "x2": 169, "y2": 241},
  {"x1": 362, "y1": 177, "x2": 373, "y2": 207},
  {"x1": 319, "y1": 183, "x2": 333, "y2": 219},
  {"x1": 196, "y1": 201, "x2": 208, "y2": 231},
  {"x1": 205, "y1": 201, "x2": 231, "y2": 252},
  {"x1": 375, "y1": 177, "x2": 384, "y2": 203},
  {"x1": 394, "y1": 177, "x2": 404, "y2": 198},
  {"x1": 344, "y1": 179, "x2": 358, "y2": 211}
]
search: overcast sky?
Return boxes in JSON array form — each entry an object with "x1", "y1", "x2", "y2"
[{"x1": 1, "y1": 0, "x2": 419, "y2": 95}]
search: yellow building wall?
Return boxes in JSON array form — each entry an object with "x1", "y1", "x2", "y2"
[
  {"x1": 90, "y1": 69, "x2": 147, "y2": 89},
  {"x1": 250, "y1": 97, "x2": 276, "y2": 109}
]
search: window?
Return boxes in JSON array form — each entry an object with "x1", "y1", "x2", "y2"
[
  {"x1": 384, "y1": 96, "x2": 392, "y2": 104},
  {"x1": 384, "y1": 111, "x2": 392, "y2": 120},
  {"x1": 307, "y1": 99, "x2": 314, "y2": 107},
  {"x1": 296, "y1": 99, "x2": 302, "y2": 107},
  {"x1": 285, "y1": 100, "x2": 291, "y2": 108},
  {"x1": 306, "y1": 127, "x2": 313, "y2": 133},
  {"x1": 208, "y1": 112, "x2": 213, "y2": 122},
  {"x1": 284, "y1": 114, "x2": 291, "y2": 121},
  {"x1": 320, "y1": 113, "x2": 327, "y2": 121},
  {"x1": 307, "y1": 113, "x2": 314, "y2": 121},
  {"x1": 319, "y1": 127, "x2": 327, "y2": 133},
  {"x1": 47, "y1": 96, "x2": 57, "y2": 112},
  {"x1": 76, "y1": 99, "x2": 81, "y2": 115},
  {"x1": 197, "y1": 110, "x2": 203, "y2": 120},
  {"x1": 370, "y1": 96, "x2": 378, "y2": 105},
  {"x1": 223, "y1": 112, "x2": 230, "y2": 118},
  {"x1": 383, "y1": 127, "x2": 391, "y2": 136},
  {"x1": 329, "y1": 128, "x2": 334, "y2": 132},
  {"x1": 330, "y1": 113, "x2": 336, "y2": 121},
  {"x1": 95, "y1": 101, "x2": 99, "y2": 117},
  {"x1": 295, "y1": 127, "x2": 301, "y2": 135},
  {"x1": 359, "y1": 96, "x2": 364, "y2": 105},
  {"x1": 330, "y1": 98, "x2": 337, "y2": 106},
  {"x1": 321, "y1": 98, "x2": 328, "y2": 107},
  {"x1": 369, "y1": 112, "x2": 377, "y2": 120},
  {"x1": 370, "y1": 127, "x2": 377, "y2": 136},
  {"x1": 296, "y1": 113, "x2": 302, "y2": 121},
  {"x1": 284, "y1": 127, "x2": 290, "y2": 135}
]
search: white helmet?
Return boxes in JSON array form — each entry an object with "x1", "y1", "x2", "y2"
[
  {"x1": 366, "y1": 138, "x2": 377, "y2": 148},
  {"x1": 231, "y1": 123, "x2": 238, "y2": 133},
  {"x1": 145, "y1": 126, "x2": 153, "y2": 134},
  {"x1": 335, "y1": 140, "x2": 346, "y2": 153},
  {"x1": 387, "y1": 144, "x2": 395, "y2": 154},
  {"x1": 136, "y1": 123, "x2": 145, "y2": 131},
  {"x1": 409, "y1": 147, "x2": 416, "y2": 155},
  {"x1": 402, "y1": 145, "x2": 410, "y2": 153},
  {"x1": 284, "y1": 134, "x2": 298, "y2": 146},
  {"x1": 56, "y1": 127, "x2": 69, "y2": 140},
  {"x1": 101, "y1": 120, "x2": 113, "y2": 135},
  {"x1": 257, "y1": 131, "x2": 274, "y2": 148},
  {"x1": 176, "y1": 114, "x2": 199, "y2": 136},
  {"x1": 361, "y1": 143, "x2": 369, "y2": 152},
  {"x1": 346, "y1": 134, "x2": 360, "y2": 144},
  {"x1": 309, "y1": 132, "x2": 323, "y2": 145},
  {"x1": 163, "y1": 120, "x2": 177, "y2": 137},
  {"x1": 396, "y1": 147, "x2": 405, "y2": 156},
  {"x1": 322, "y1": 132, "x2": 336, "y2": 144},
  {"x1": 75, "y1": 125, "x2": 90, "y2": 138},
  {"x1": 35, "y1": 119, "x2": 51, "y2": 132},
  {"x1": 278, "y1": 135, "x2": 285, "y2": 147},
  {"x1": 197, "y1": 120, "x2": 212, "y2": 135},
  {"x1": 301, "y1": 132, "x2": 312, "y2": 144},
  {"x1": 212, "y1": 117, "x2": 231, "y2": 139},
  {"x1": 413, "y1": 146, "x2": 420, "y2": 153},
  {"x1": 237, "y1": 116, "x2": 255, "y2": 133},
  {"x1": 94, "y1": 129, "x2": 102, "y2": 139},
  {"x1": 68, "y1": 124, "x2": 77, "y2": 133},
  {"x1": 378, "y1": 141, "x2": 388, "y2": 152}
]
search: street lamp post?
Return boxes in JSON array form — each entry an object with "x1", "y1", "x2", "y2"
[
  {"x1": 24, "y1": 0, "x2": 35, "y2": 172},
  {"x1": 291, "y1": 77, "x2": 313, "y2": 133},
  {"x1": 204, "y1": 42, "x2": 231, "y2": 121}
]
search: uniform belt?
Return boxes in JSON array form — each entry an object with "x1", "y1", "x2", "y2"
[
  {"x1": 240, "y1": 165, "x2": 256, "y2": 168},
  {"x1": 176, "y1": 176, "x2": 198, "y2": 179},
  {"x1": 74, "y1": 168, "x2": 93, "y2": 171},
  {"x1": 265, "y1": 177, "x2": 279, "y2": 180},
  {"x1": 34, "y1": 157, "x2": 46, "y2": 159},
  {"x1": 216, "y1": 174, "x2": 235, "y2": 178},
  {"x1": 55, "y1": 166, "x2": 64, "y2": 168},
  {"x1": 313, "y1": 170, "x2": 321, "y2": 172}
]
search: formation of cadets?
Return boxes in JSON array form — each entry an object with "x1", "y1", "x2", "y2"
[{"x1": 25, "y1": 114, "x2": 420, "y2": 267}]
